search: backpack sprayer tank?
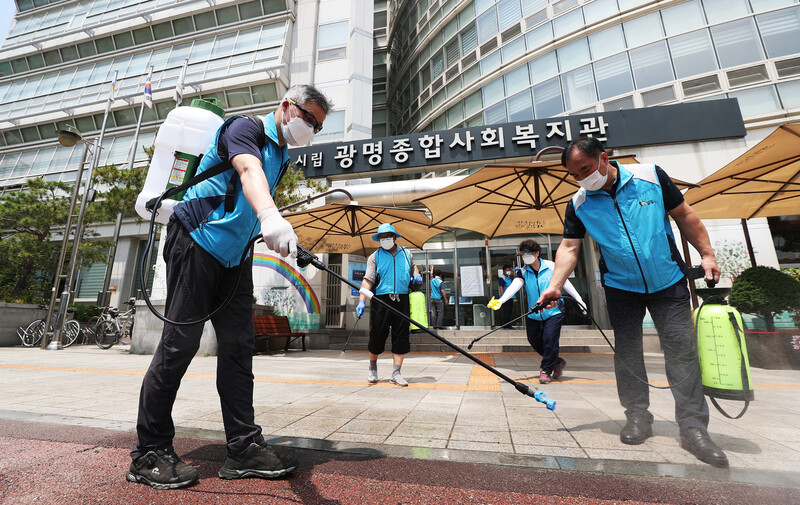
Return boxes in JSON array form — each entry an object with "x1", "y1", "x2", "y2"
[
  {"x1": 693, "y1": 286, "x2": 754, "y2": 418},
  {"x1": 135, "y1": 98, "x2": 225, "y2": 224}
]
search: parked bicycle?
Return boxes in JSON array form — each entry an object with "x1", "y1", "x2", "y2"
[
  {"x1": 87, "y1": 298, "x2": 136, "y2": 349},
  {"x1": 18, "y1": 306, "x2": 81, "y2": 348}
]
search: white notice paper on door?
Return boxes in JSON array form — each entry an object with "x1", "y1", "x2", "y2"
[{"x1": 460, "y1": 265, "x2": 484, "y2": 297}]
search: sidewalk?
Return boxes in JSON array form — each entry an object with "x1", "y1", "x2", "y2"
[{"x1": 1, "y1": 345, "x2": 799, "y2": 489}]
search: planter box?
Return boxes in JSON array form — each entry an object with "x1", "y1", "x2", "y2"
[
  {"x1": 744, "y1": 331, "x2": 800, "y2": 370},
  {"x1": 0, "y1": 303, "x2": 48, "y2": 347}
]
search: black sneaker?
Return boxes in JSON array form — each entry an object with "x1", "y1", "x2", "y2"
[
  {"x1": 126, "y1": 447, "x2": 198, "y2": 489},
  {"x1": 218, "y1": 438, "x2": 298, "y2": 480}
]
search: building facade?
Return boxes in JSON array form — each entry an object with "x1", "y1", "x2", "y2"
[{"x1": 1, "y1": 0, "x2": 799, "y2": 332}]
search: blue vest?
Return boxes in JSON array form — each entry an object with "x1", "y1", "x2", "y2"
[
  {"x1": 375, "y1": 247, "x2": 412, "y2": 296},
  {"x1": 571, "y1": 162, "x2": 684, "y2": 293},
  {"x1": 173, "y1": 112, "x2": 289, "y2": 267},
  {"x1": 430, "y1": 277, "x2": 443, "y2": 300},
  {"x1": 520, "y1": 261, "x2": 562, "y2": 321}
]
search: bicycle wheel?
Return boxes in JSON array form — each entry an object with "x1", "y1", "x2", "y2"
[
  {"x1": 95, "y1": 320, "x2": 118, "y2": 349},
  {"x1": 83, "y1": 316, "x2": 102, "y2": 345},
  {"x1": 62, "y1": 320, "x2": 80, "y2": 348},
  {"x1": 24, "y1": 320, "x2": 47, "y2": 347},
  {"x1": 118, "y1": 319, "x2": 133, "y2": 345}
]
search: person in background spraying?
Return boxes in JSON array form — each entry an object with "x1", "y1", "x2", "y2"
[
  {"x1": 127, "y1": 85, "x2": 332, "y2": 489},
  {"x1": 537, "y1": 138, "x2": 727, "y2": 468},
  {"x1": 429, "y1": 266, "x2": 448, "y2": 329},
  {"x1": 356, "y1": 223, "x2": 422, "y2": 386},
  {"x1": 488, "y1": 240, "x2": 586, "y2": 384},
  {"x1": 497, "y1": 265, "x2": 517, "y2": 329}
]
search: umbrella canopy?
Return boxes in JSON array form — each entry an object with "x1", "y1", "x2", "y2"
[
  {"x1": 413, "y1": 156, "x2": 644, "y2": 237},
  {"x1": 683, "y1": 123, "x2": 800, "y2": 220},
  {"x1": 284, "y1": 202, "x2": 446, "y2": 257}
]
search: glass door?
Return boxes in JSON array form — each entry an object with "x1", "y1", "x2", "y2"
[{"x1": 425, "y1": 250, "x2": 456, "y2": 328}]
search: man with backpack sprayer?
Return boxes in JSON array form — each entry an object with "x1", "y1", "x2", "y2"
[{"x1": 355, "y1": 223, "x2": 422, "y2": 387}]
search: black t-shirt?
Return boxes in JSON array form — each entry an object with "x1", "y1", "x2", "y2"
[
  {"x1": 563, "y1": 164, "x2": 684, "y2": 239},
  {"x1": 217, "y1": 116, "x2": 266, "y2": 163}
]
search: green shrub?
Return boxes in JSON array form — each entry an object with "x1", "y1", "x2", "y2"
[
  {"x1": 729, "y1": 266, "x2": 800, "y2": 331},
  {"x1": 71, "y1": 304, "x2": 100, "y2": 323}
]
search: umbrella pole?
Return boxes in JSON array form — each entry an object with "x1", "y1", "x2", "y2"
[
  {"x1": 296, "y1": 246, "x2": 556, "y2": 411},
  {"x1": 741, "y1": 219, "x2": 757, "y2": 267}
]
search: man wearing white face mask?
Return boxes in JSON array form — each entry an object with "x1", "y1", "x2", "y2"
[
  {"x1": 536, "y1": 138, "x2": 728, "y2": 469},
  {"x1": 128, "y1": 85, "x2": 332, "y2": 490},
  {"x1": 356, "y1": 223, "x2": 422, "y2": 386},
  {"x1": 488, "y1": 240, "x2": 585, "y2": 384}
]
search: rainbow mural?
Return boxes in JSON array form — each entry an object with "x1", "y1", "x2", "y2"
[{"x1": 253, "y1": 253, "x2": 320, "y2": 314}]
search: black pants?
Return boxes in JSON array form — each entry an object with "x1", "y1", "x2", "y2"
[
  {"x1": 500, "y1": 300, "x2": 514, "y2": 328},
  {"x1": 604, "y1": 280, "x2": 709, "y2": 431},
  {"x1": 368, "y1": 294, "x2": 410, "y2": 355},
  {"x1": 525, "y1": 312, "x2": 564, "y2": 373},
  {"x1": 131, "y1": 220, "x2": 260, "y2": 460}
]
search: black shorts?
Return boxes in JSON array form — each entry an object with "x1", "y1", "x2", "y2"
[{"x1": 368, "y1": 294, "x2": 410, "y2": 355}]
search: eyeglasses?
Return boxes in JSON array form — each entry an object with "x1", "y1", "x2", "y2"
[{"x1": 287, "y1": 99, "x2": 323, "y2": 133}]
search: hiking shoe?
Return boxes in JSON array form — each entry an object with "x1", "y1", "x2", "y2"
[
  {"x1": 368, "y1": 369, "x2": 378, "y2": 383},
  {"x1": 391, "y1": 373, "x2": 409, "y2": 387},
  {"x1": 218, "y1": 439, "x2": 298, "y2": 480},
  {"x1": 539, "y1": 370, "x2": 551, "y2": 384},
  {"x1": 552, "y1": 358, "x2": 566, "y2": 381},
  {"x1": 126, "y1": 447, "x2": 198, "y2": 489}
]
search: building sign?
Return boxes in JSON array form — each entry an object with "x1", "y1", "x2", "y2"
[{"x1": 292, "y1": 99, "x2": 745, "y2": 178}]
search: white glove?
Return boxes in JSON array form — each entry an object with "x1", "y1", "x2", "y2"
[{"x1": 258, "y1": 207, "x2": 297, "y2": 258}]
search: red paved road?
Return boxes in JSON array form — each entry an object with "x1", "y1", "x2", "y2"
[{"x1": 1, "y1": 419, "x2": 797, "y2": 505}]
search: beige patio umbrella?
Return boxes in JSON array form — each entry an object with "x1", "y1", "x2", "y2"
[
  {"x1": 413, "y1": 155, "x2": 652, "y2": 237},
  {"x1": 284, "y1": 202, "x2": 447, "y2": 257},
  {"x1": 684, "y1": 124, "x2": 800, "y2": 220}
]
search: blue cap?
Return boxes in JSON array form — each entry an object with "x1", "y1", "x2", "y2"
[{"x1": 372, "y1": 223, "x2": 403, "y2": 242}]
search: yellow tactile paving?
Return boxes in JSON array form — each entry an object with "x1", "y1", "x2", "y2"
[{"x1": 2, "y1": 362, "x2": 798, "y2": 390}]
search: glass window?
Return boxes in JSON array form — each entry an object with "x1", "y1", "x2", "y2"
[
  {"x1": 78, "y1": 41, "x2": 97, "y2": 58},
  {"x1": 711, "y1": 18, "x2": 765, "y2": 67},
  {"x1": 0, "y1": 152, "x2": 20, "y2": 178},
  {"x1": 757, "y1": 8, "x2": 800, "y2": 58},
  {"x1": 152, "y1": 21, "x2": 174, "y2": 40},
  {"x1": 21, "y1": 125, "x2": 41, "y2": 142},
  {"x1": 623, "y1": 13, "x2": 663, "y2": 48},
  {"x1": 261, "y1": 22, "x2": 285, "y2": 48},
  {"x1": 497, "y1": 0, "x2": 521, "y2": 30},
  {"x1": 37, "y1": 123, "x2": 56, "y2": 141},
  {"x1": 132, "y1": 27, "x2": 153, "y2": 44},
  {"x1": 216, "y1": 5, "x2": 239, "y2": 24},
  {"x1": 482, "y1": 76, "x2": 505, "y2": 105},
  {"x1": 777, "y1": 79, "x2": 800, "y2": 108},
  {"x1": 447, "y1": 102, "x2": 464, "y2": 127},
  {"x1": 263, "y1": 0, "x2": 285, "y2": 14},
  {"x1": 480, "y1": 49, "x2": 502, "y2": 74},
  {"x1": 728, "y1": 85, "x2": 780, "y2": 115},
  {"x1": 483, "y1": 100, "x2": 507, "y2": 124},
  {"x1": 506, "y1": 89, "x2": 533, "y2": 121},
  {"x1": 617, "y1": 0, "x2": 649, "y2": 9},
  {"x1": 446, "y1": 40, "x2": 460, "y2": 67},
  {"x1": 312, "y1": 110, "x2": 345, "y2": 143},
  {"x1": 504, "y1": 63, "x2": 530, "y2": 95},
  {"x1": 173, "y1": 17, "x2": 195, "y2": 36},
  {"x1": 96, "y1": 36, "x2": 115, "y2": 53},
  {"x1": 501, "y1": 34, "x2": 525, "y2": 62},
  {"x1": 584, "y1": 0, "x2": 619, "y2": 24},
  {"x1": 530, "y1": 51, "x2": 559, "y2": 84},
  {"x1": 27, "y1": 53, "x2": 45, "y2": 70},
  {"x1": 461, "y1": 23, "x2": 478, "y2": 53},
  {"x1": 43, "y1": 49, "x2": 61, "y2": 66},
  {"x1": 594, "y1": 53, "x2": 634, "y2": 99},
  {"x1": 114, "y1": 31, "x2": 134, "y2": 50},
  {"x1": 553, "y1": 8, "x2": 584, "y2": 38},
  {"x1": 194, "y1": 11, "x2": 216, "y2": 30},
  {"x1": 562, "y1": 65, "x2": 598, "y2": 111},
  {"x1": 235, "y1": 27, "x2": 260, "y2": 54},
  {"x1": 702, "y1": 0, "x2": 750, "y2": 24},
  {"x1": 28, "y1": 147, "x2": 55, "y2": 176},
  {"x1": 226, "y1": 87, "x2": 252, "y2": 107},
  {"x1": 523, "y1": 0, "x2": 547, "y2": 17},
  {"x1": 12, "y1": 151, "x2": 35, "y2": 178},
  {"x1": 113, "y1": 108, "x2": 137, "y2": 126},
  {"x1": 662, "y1": 0, "x2": 705, "y2": 36},
  {"x1": 533, "y1": 77, "x2": 563, "y2": 118},
  {"x1": 629, "y1": 41, "x2": 674, "y2": 88},
  {"x1": 61, "y1": 46, "x2": 79, "y2": 62},
  {"x1": 669, "y1": 29, "x2": 718, "y2": 79},
  {"x1": 475, "y1": 0, "x2": 494, "y2": 15},
  {"x1": 211, "y1": 32, "x2": 237, "y2": 59},
  {"x1": 750, "y1": 0, "x2": 796, "y2": 12},
  {"x1": 239, "y1": 0, "x2": 262, "y2": 19},
  {"x1": 525, "y1": 22, "x2": 552, "y2": 51},
  {"x1": 589, "y1": 25, "x2": 626, "y2": 60},
  {"x1": 557, "y1": 38, "x2": 590, "y2": 72},
  {"x1": 318, "y1": 21, "x2": 348, "y2": 49},
  {"x1": 432, "y1": 50, "x2": 445, "y2": 78},
  {"x1": 464, "y1": 90, "x2": 482, "y2": 117},
  {"x1": 476, "y1": 7, "x2": 498, "y2": 44},
  {"x1": 605, "y1": 95, "x2": 635, "y2": 111}
]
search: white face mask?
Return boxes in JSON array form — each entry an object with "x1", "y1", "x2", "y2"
[
  {"x1": 577, "y1": 155, "x2": 609, "y2": 191},
  {"x1": 281, "y1": 105, "x2": 316, "y2": 146},
  {"x1": 380, "y1": 237, "x2": 395, "y2": 250},
  {"x1": 504, "y1": 271, "x2": 511, "y2": 277},
  {"x1": 522, "y1": 254, "x2": 537, "y2": 265}
]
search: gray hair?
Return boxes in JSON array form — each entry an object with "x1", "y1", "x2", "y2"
[{"x1": 283, "y1": 85, "x2": 334, "y2": 115}]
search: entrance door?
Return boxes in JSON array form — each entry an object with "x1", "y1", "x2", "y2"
[
  {"x1": 425, "y1": 250, "x2": 456, "y2": 327},
  {"x1": 489, "y1": 247, "x2": 522, "y2": 328}
]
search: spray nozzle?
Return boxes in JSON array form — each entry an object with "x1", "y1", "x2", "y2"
[{"x1": 296, "y1": 245, "x2": 325, "y2": 270}]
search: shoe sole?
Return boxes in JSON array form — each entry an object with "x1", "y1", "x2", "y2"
[
  {"x1": 391, "y1": 379, "x2": 408, "y2": 387},
  {"x1": 620, "y1": 427, "x2": 653, "y2": 445},
  {"x1": 679, "y1": 439, "x2": 729, "y2": 468},
  {"x1": 218, "y1": 465, "x2": 297, "y2": 480},
  {"x1": 368, "y1": 377, "x2": 378, "y2": 384},
  {"x1": 126, "y1": 471, "x2": 198, "y2": 489}
]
